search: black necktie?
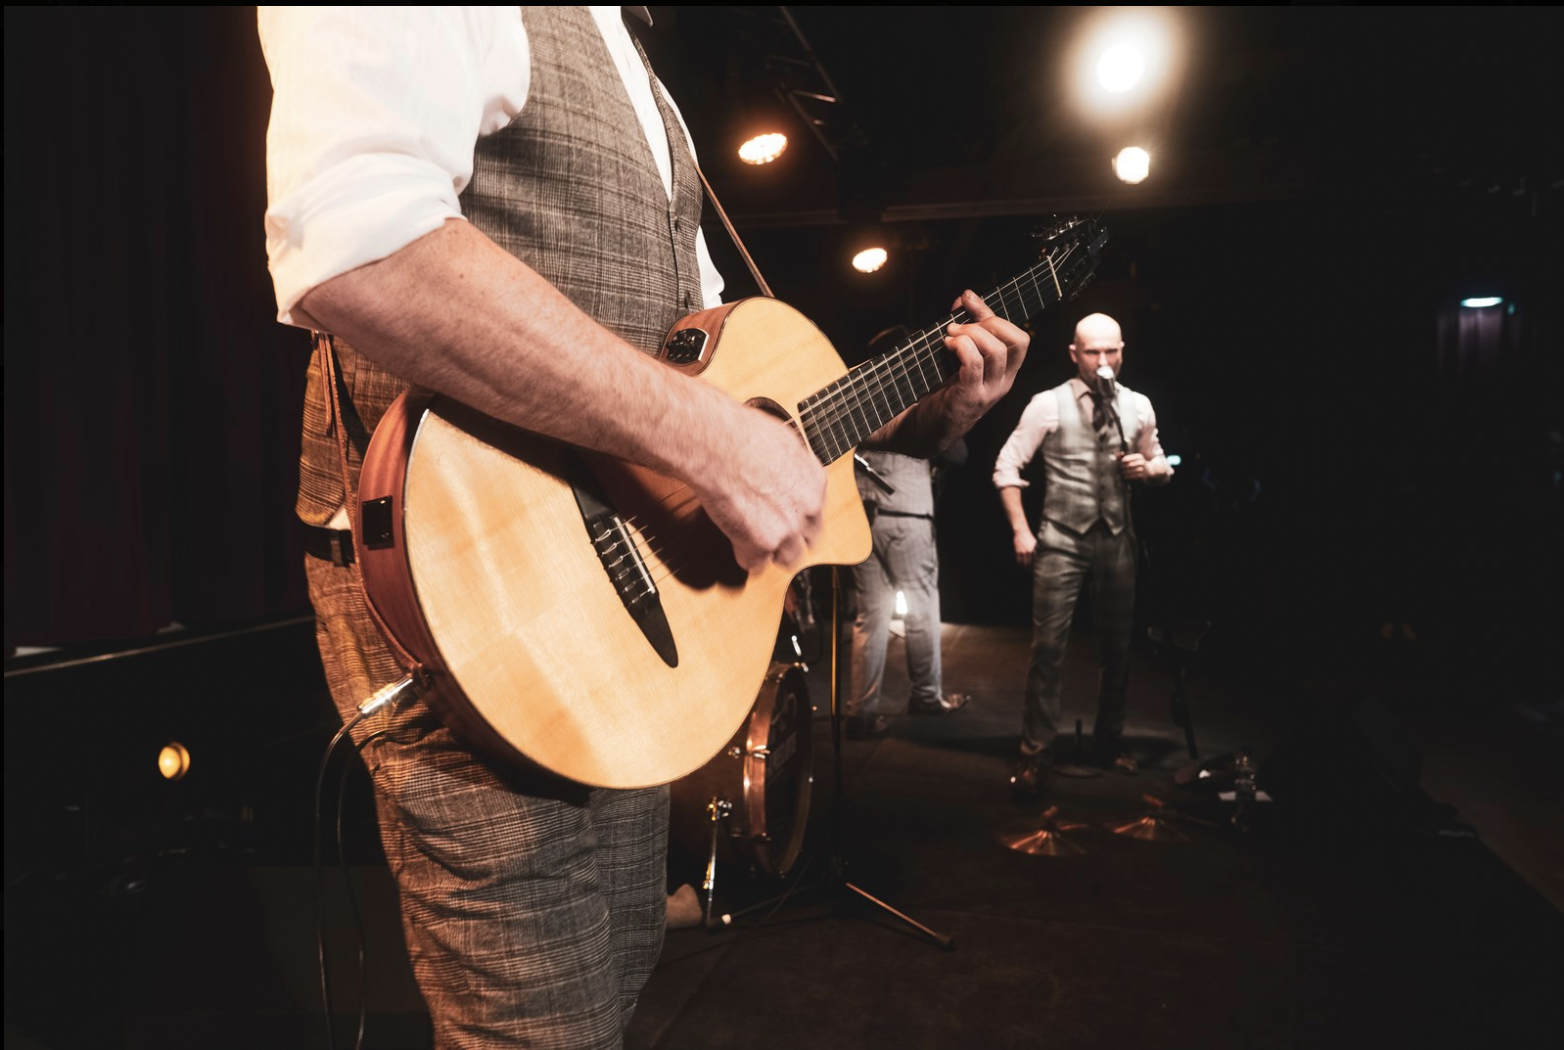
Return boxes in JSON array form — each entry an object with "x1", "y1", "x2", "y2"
[{"x1": 1088, "y1": 390, "x2": 1107, "y2": 433}]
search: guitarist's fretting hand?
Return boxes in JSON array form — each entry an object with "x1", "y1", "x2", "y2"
[
  {"x1": 693, "y1": 400, "x2": 827, "y2": 574},
  {"x1": 866, "y1": 290, "x2": 1030, "y2": 457}
]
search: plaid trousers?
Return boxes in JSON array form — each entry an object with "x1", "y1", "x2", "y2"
[
  {"x1": 1020, "y1": 518, "x2": 1138, "y2": 756},
  {"x1": 305, "y1": 553, "x2": 668, "y2": 1049}
]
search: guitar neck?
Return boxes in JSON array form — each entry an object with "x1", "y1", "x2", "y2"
[{"x1": 798, "y1": 232, "x2": 1100, "y2": 464}]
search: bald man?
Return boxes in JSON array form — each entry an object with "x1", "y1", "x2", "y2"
[{"x1": 993, "y1": 313, "x2": 1172, "y2": 798}]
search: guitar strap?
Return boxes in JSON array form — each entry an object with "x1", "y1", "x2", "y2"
[
  {"x1": 313, "y1": 330, "x2": 428, "y2": 681},
  {"x1": 628, "y1": 31, "x2": 775, "y2": 300}
]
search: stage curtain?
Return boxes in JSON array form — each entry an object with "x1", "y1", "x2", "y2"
[{"x1": 4, "y1": 8, "x2": 312, "y2": 654}]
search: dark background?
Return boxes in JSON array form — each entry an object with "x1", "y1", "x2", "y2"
[
  {"x1": 7, "y1": 6, "x2": 1559, "y2": 692},
  {"x1": 3, "y1": 7, "x2": 1560, "y2": 1047}
]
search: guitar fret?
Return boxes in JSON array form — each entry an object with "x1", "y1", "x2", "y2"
[{"x1": 800, "y1": 222, "x2": 1103, "y2": 465}]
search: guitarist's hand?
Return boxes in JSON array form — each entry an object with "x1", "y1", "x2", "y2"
[
  {"x1": 872, "y1": 290, "x2": 1029, "y2": 456},
  {"x1": 695, "y1": 403, "x2": 826, "y2": 574},
  {"x1": 939, "y1": 289, "x2": 1029, "y2": 431}
]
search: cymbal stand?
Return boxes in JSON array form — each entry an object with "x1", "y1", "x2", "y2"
[
  {"x1": 713, "y1": 568, "x2": 953, "y2": 950},
  {"x1": 824, "y1": 567, "x2": 954, "y2": 949},
  {"x1": 696, "y1": 797, "x2": 733, "y2": 930}
]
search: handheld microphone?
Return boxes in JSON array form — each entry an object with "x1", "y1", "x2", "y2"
[
  {"x1": 1095, "y1": 365, "x2": 1128, "y2": 453},
  {"x1": 1095, "y1": 364, "x2": 1118, "y2": 398}
]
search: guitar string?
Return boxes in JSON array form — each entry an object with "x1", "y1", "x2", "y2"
[
  {"x1": 665, "y1": 237, "x2": 1083, "y2": 530},
  {"x1": 803, "y1": 239, "x2": 1080, "y2": 451},
  {"x1": 801, "y1": 239, "x2": 1082, "y2": 462},
  {"x1": 597, "y1": 235, "x2": 1092, "y2": 591}
]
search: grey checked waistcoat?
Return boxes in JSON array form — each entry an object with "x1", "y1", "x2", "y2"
[
  {"x1": 295, "y1": 6, "x2": 706, "y2": 525},
  {"x1": 1038, "y1": 381, "x2": 1142, "y2": 536}
]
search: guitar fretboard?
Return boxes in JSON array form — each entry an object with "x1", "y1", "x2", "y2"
[{"x1": 798, "y1": 227, "x2": 1103, "y2": 464}]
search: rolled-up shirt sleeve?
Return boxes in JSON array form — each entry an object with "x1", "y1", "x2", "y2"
[
  {"x1": 1133, "y1": 393, "x2": 1173, "y2": 480},
  {"x1": 992, "y1": 392, "x2": 1059, "y2": 490},
  {"x1": 259, "y1": 7, "x2": 529, "y2": 325}
]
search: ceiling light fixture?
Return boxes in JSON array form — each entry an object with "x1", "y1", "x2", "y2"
[
  {"x1": 852, "y1": 247, "x2": 888, "y2": 274},
  {"x1": 1113, "y1": 146, "x2": 1151, "y2": 184},
  {"x1": 738, "y1": 132, "x2": 788, "y2": 165}
]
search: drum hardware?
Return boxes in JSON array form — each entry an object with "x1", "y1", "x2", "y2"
[
  {"x1": 669, "y1": 662, "x2": 814, "y2": 926},
  {"x1": 1108, "y1": 793, "x2": 1212, "y2": 840},
  {"x1": 998, "y1": 805, "x2": 1089, "y2": 856},
  {"x1": 696, "y1": 798, "x2": 734, "y2": 929}
]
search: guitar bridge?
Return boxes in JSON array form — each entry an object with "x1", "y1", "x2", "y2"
[{"x1": 563, "y1": 450, "x2": 679, "y2": 668}]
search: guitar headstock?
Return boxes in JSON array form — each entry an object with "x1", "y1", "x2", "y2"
[{"x1": 1030, "y1": 216, "x2": 1108, "y2": 303}]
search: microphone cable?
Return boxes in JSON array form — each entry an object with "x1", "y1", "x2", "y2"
[{"x1": 314, "y1": 676, "x2": 419, "y2": 1050}]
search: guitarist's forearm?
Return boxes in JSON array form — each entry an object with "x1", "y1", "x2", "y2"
[{"x1": 298, "y1": 219, "x2": 743, "y2": 484}]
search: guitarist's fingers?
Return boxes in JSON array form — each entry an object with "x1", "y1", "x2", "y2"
[
  {"x1": 948, "y1": 290, "x2": 1027, "y2": 384},
  {"x1": 945, "y1": 319, "x2": 1010, "y2": 386}
]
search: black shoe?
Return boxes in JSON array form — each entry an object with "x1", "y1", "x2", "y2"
[
  {"x1": 846, "y1": 714, "x2": 892, "y2": 740},
  {"x1": 1010, "y1": 755, "x2": 1053, "y2": 801},
  {"x1": 908, "y1": 692, "x2": 972, "y2": 716}
]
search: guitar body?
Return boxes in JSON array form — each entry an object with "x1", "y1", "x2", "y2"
[{"x1": 358, "y1": 298, "x2": 871, "y2": 789}]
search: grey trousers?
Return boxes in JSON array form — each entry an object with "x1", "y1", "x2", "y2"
[
  {"x1": 1021, "y1": 519, "x2": 1138, "y2": 756},
  {"x1": 848, "y1": 513, "x2": 942, "y2": 718},
  {"x1": 306, "y1": 553, "x2": 667, "y2": 1049}
]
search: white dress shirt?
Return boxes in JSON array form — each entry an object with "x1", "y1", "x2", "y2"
[
  {"x1": 992, "y1": 377, "x2": 1170, "y2": 490},
  {"x1": 259, "y1": 6, "x2": 724, "y2": 326}
]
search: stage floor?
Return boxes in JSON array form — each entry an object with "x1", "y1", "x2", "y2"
[{"x1": 630, "y1": 620, "x2": 1564, "y2": 1050}]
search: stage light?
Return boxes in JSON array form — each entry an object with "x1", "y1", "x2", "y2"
[
  {"x1": 1097, "y1": 43, "x2": 1146, "y2": 94},
  {"x1": 895, "y1": 590, "x2": 909, "y2": 617},
  {"x1": 852, "y1": 247, "x2": 888, "y2": 273},
  {"x1": 1073, "y1": 10, "x2": 1180, "y2": 115},
  {"x1": 1113, "y1": 146, "x2": 1151, "y2": 184},
  {"x1": 1167, "y1": 454, "x2": 1182, "y2": 468},
  {"x1": 158, "y1": 742, "x2": 191, "y2": 782},
  {"x1": 738, "y1": 132, "x2": 787, "y2": 165},
  {"x1": 1460, "y1": 296, "x2": 1503, "y2": 308}
]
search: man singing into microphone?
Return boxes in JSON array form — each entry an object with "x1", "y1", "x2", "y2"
[{"x1": 993, "y1": 313, "x2": 1173, "y2": 799}]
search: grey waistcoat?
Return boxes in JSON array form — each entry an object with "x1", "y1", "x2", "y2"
[
  {"x1": 1039, "y1": 381, "x2": 1141, "y2": 536},
  {"x1": 296, "y1": 6, "x2": 705, "y2": 524}
]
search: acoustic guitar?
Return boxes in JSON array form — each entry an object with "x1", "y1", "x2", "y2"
[{"x1": 356, "y1": 218, "x2": 1107, "y2": 788}]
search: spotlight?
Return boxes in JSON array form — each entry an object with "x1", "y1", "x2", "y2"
[
  {"x1": 1113, "y1": 146, "x2": 1151, "y2": 184},
  {"x1": 158, "y1": 742, "x2": 191, "y2": 782},
  {"x1": 1097, "y1": 43, "x2": 1146, "y2": 94},
  {"x1": 852, "y1": 247, "x2": 888, "y2": 273},
  {"x1": 1459, "y1": 296, "x2": 1503, "y2": 308},
  {"x1": 738, "y1": 132, "x2": 787, "y2": 165}
]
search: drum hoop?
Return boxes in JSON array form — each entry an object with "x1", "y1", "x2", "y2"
[{"x1": 742, "y1": 662, "x2": 810, "y2": 860}]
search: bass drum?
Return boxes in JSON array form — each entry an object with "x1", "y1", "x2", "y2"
[{"x1": 669, "y1": 662, "x2": 813, "y2": 878}]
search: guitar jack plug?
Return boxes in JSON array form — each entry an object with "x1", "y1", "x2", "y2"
[{"x1": 356, "y1": 675, "x2": 421, "y2": 718}]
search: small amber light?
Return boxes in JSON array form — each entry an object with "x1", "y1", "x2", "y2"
[{"x1": 158, "y1": 742, "x2": 191, "y2": 781}]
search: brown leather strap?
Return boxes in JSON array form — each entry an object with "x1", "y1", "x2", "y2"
[
  {"x1": 314, "y1": 331, "x2": 426, "y2": 679},
  {"x1": 627, "y1": 30, "x2": 774, "y2": 299},
  {"x1": 692, "y1": 161, "x2": 774, "y2": 299}
]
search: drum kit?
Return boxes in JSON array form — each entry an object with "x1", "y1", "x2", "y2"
[{"x1": 665, "y1": 589, "x2": 818, "y2": 928}]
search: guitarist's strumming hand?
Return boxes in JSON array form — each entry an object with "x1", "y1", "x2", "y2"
[
  {"x1": 693, "y1": 400, "x2": 827, "y2": 574},
  {"x1": 868, "y1": 290, "x2": 1029, "y2": 457}
]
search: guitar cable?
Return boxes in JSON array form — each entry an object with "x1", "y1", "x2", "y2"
[{"x1": 314, "y1": 676, "x2": 419, "y2": 1050}]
